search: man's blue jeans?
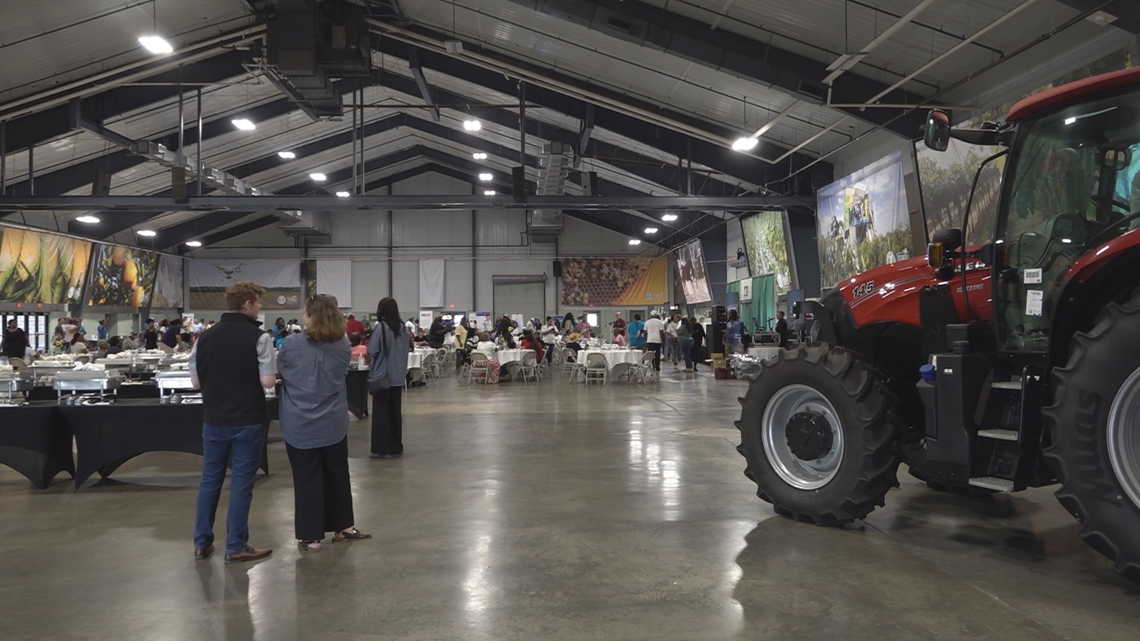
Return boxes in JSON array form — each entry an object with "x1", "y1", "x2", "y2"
[{"x1": 194, "y1": 422, "x2": 265, "y2": 553}]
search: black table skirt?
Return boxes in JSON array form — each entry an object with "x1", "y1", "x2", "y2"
[
  {"x1": 115, "y1": 383, "x2": 160, "y2": 399},
  {"x1": 346, "y1": 369, "x2": 369, "y2": 420},
  {"x1": 0, "y1": 402, "x2": 75, "y2": 488},
  {"x1": 61, "y1": 397, "x2": 278, "y2": 488}
]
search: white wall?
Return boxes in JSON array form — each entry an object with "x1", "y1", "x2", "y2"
[{"x1": 191, "y1": 171, "x2": 661, "y2": 323}]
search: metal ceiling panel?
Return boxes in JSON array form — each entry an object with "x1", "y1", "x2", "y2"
[
  {"x1": 396, "y1": 0, "x2": 853, "y2": 154},
  {"x1": 0, "y1": 0, "x2": 254, "y2": 104}
]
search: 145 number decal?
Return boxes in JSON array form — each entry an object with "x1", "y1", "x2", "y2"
[{"x1": 852, "y1": 281, "x2": 876, "y2": 298}]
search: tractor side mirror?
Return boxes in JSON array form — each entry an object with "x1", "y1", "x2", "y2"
[
  {"x1": 924, "y1": 110, "x2": 951, "y2": 152},
  {"x1": 932, "y1": 227, "x2": 963, "y2": 253},
  {"x1": 928, "y1": 228, "x2": 962, "y2": 280}
]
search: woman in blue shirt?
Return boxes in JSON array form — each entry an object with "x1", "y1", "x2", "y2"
[
  {"x1": 278, "y1": 294, "x2": 371, "y2": 551},
  {"x1": 627, "y1": 314, "x2": 646, "y2": 349}
]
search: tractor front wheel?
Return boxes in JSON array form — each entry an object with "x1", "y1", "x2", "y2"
[{"x1": 736, "y1": 344, "x2": 901, "y2": 525}]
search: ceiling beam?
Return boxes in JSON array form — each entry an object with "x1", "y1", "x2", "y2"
[
  {"x1": 192, "y1": 214, "x2": 282, "y2": 250},
  {"x1": 0, "y1": 51, "x2": 253, "y2": 154},
  {"x1": 407, "y1": 48, "x2": 441, "y2": 122},
  {"x1": 0, "y1": 194, "x2": 812, "y2": 212}
]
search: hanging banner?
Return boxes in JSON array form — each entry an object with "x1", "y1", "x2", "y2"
[
  {"x1": 85, "y1": 244, "x2": 160, "y2": 308},
  {"x1": 816, "y1": 150, "x2": 913, "y2": 289},
  {"x1": 419, "y1": 259, "x2": 445, "y2": 308},
  {"x1": 0, "y1": 227, "x2": 91, "y2": 304},
  {"x1": 151, "y1": 255, "x2": 185, "y2": 308},
  {"x1": 741, "y1": 210, "x2": 797, "y2": 295},
  {"x1": 189, "y1": 259, "x2": 301, "y2": 309},
  {"x1": 675, "y1": 240, "x2": 712, "y2": 304},
  {"x1": 560, "y1": 256, "x2": 668, "y2": 306},
  {"x1": 317, "y1": 260, "x2": 353, "y2": 308}
]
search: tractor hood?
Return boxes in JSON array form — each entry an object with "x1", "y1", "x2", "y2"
[{"x1": 830, "y1": 254, "x2": 993, "y2": 331}]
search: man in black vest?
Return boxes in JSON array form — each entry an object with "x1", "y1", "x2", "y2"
[{"x1": 189, "y1": 281, "x2": 278, "y2": 563}]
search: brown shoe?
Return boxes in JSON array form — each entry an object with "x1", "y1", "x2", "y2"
[
  {"x1": 194, "y1": 544, "x2": 214, "y2": 561},
  {"x1": 224, "y1": 546, "x2": 272, "y2": 564}
]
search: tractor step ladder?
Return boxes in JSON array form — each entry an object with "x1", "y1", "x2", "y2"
[
  {"x1": 967, "y1": 375, "x2": 1039, "y2": 492},
  {"x1": 968, "y1": 476, "x2": 1016, "y2": 492},
  {"x1": 977, "y1": 428, "x2": 1018, "y2": 441}
]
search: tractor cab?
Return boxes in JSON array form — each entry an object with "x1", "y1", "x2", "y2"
[{"x1": 929, "y1": 76, "x2": 1140, "y2": 361}]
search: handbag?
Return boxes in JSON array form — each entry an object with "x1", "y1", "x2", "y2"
[{"x1": 367, "y1": 324, "x2": 392, "y2": 393}]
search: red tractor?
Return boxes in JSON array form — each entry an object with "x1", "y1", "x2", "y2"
[{"x1": 736, "y1": 66, "x2": 1140, "y2": 582}]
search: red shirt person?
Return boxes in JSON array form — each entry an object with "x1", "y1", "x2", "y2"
[{"x1": 345, "y1": 314, "x2": 366, "y2": 339}]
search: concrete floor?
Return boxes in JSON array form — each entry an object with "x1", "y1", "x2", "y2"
[{"x1": 2, "y1": 368, "x2": 1139, "y2": 640}]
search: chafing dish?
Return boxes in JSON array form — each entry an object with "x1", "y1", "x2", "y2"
[
  {"x1": 0, "y1": 371, "x2": 34, "y2": 399},
  {"x1": 155, "y1": 370, "x2": 196, "y2": 395},
  {"x1": 53, "y1": 370, "x2": 124, "y2": 395}
]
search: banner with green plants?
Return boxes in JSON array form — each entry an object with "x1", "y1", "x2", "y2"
[{"x1": 0, "y1": 227, "x2": 91, "y2": 304}]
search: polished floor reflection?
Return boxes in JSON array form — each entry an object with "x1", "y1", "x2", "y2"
[{"x1": 2, "y1": 369, "x2": 1139, "y2": 640}]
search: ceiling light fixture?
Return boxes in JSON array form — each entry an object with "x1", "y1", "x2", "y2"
[
  {"x1": 628, "y1": 239, "x2": 642, "y2": 245},
  {"x1": 336, "y1": 191, "x2": 351, "y2": 197},
  {"x1": 463, "y1": 120, "x2": 482, "y2": 131},
  {"x1": 138, "y1": 36, "x2": 173, "y2": 54},
  {"x1": 185, "y1": 241, "x2": 203, "y2": 248},
  {"x1": 137, "y1": 229, "x2": 157, "y2": 237},
  {"x1": 231, "y1": 118, "x2": 256, "y2": 131},
  {"x1": 661, "y1": 214, "x2": 678, "y2": 222},
  {"x1": 278, "y1": 151, "x2": 296, "y2": 159},
  {"x1": 644, "y1": 227, "x2": 658, "y2": 234},
  {"x1": 310, "y1": 173, "x2": 327, "y2": 181},
  {"x1": 75, "y1": 215, "x2": 100, "y2": 224},
  {"x1": 484, "y1": 190, "x2": 496, "y2": 196},
  {"x1": 478, "y1": 173, "x2": 493, "y2": 181},
  {"x1": 732, "y1": 137, "x2": 758, "y2": 151},
  {"x1": 472, "y1": 152, "x2": 488, "y2": 160}
]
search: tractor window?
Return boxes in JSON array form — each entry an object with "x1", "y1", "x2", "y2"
[{"x1": 997, "y1": 87, "x2": 1140, "y2": 351}]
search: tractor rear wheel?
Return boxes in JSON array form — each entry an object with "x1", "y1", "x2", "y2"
[
  {"x1": 736, "y1": 344, "x2": 901, "y2": 525},
  {"x1": 1045, "y1": 298, "x2": 1140, "y2": 583}
]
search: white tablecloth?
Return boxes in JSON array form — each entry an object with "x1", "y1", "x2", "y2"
[
  {"x1": 407, "y1": 352, "x2": 423, "y2": 371},
  {"x1": 497, "y1": 349, "x2": 533, "y2": 365},
  {"x1": 581, "y1": 349, "x2": 641, "y2": 370},
  {"x1": 747, "y1": 346, "x2": 782, "y2": 360}
]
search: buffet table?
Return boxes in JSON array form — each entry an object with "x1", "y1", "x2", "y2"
[
  {"x1": 0, "y1": 402, "x2": 75, "y2": 489},
  {"x1": 60, "y1": 397, "x2": 278, "y2": 488}
]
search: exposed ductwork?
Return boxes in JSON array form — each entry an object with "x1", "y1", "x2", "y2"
[
  {"x1": 279, "y1": 209, "x2": 333, "y2": 242},
  {"x1": 529, "y1": 142, "x2": 572, "y2": 242},
  {"x1": 265, "y1": 0, "x2": 372, "y2": 120}
]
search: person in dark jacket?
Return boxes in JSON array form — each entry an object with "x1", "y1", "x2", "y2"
[
  {"x1": 369, "y1": 297, "x2": 411, "y2": 459},
  {"x1": 188, "y1": 281, "x2": 277, "y2": 564},
  {"x1": 689, "y1": 318, "x2": 706, "y2": 370},
  {"x1": 775, "y1": 311, "x2": 789, "y2": 348},
  {"x1": 2, "y1": 319, "x2": 28, "y2": 359},
  {"x1": 427, "y1": 316, "x2": 447, "y2": 349},
  {"x1": 278, "y1": 294, "x2": 371, "y2": 551}
]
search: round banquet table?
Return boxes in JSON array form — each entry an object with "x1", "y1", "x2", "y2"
[
  {"x1": 580, "y1": 349, "x2": 642, "y2": 371},
  {"x1": 747, "y1": 346, "x2": 782, "y2": 360},
  {"x1": 496, "y1": 349, "x2": 532, "y2": 365},
  {"x1": 407, "y1": 352, "x2": 424, "y2": 371}
]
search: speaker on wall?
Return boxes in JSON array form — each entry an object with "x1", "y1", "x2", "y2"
[
  {"x1": 553, "y1": 260, "x2": 563, "y2": 277},
  {"x1": 512, "y1": 166, "x2": 526, "y2": 200},
  {"x1": 584, "y1": 171, "x2": 599, "y2": 196}
]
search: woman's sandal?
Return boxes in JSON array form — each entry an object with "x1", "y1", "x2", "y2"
[
  {"x1": 298, "y1": 540, "x2": 322, "y2": 552},
  {"x1": 334, "y1": 528, "x2": 372, "y2": 542}
]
